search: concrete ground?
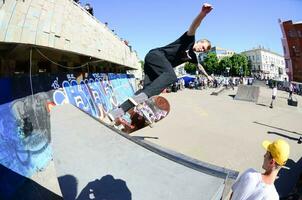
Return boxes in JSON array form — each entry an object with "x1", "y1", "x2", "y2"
[
  {"x1": 31, "y1": 84, "x2": 302, "y2": 198},
  {"x1": 132, "y1": 86, "x2": 302, "y2": 174}
]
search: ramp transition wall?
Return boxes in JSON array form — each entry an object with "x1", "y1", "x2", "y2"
[{"x1": 0, "y1": 72, "x2": 136, "y2": 180}]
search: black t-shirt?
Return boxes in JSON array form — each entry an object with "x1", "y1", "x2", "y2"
[{"x1": 155, "y1": 31, "x2": 198, "y2": 67}]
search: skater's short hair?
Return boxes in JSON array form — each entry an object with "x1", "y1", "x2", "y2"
[{"x1": 196, "y1": 39, "x2": 211, "y2": 51}]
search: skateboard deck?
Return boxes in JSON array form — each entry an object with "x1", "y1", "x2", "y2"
[{"x1": 111, "y1": 96, "x2": 170, "y2": 134}]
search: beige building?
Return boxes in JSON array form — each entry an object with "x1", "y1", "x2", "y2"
[
  {"x1": 241, "y1": 47, "x2": 287, "y2": 81},
  {"x1": 210, "y1": 46, "x2": 235, "y2": 60},
  {"x1": 0, "y1": 0, "x2": 141, "y2": 77}
]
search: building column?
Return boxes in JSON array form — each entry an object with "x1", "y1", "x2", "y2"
[{"x1": 31, "y1": 60, "x2": 39, "y2": 74}]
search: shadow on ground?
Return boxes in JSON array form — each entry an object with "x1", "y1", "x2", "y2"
[
  {"x1": 268, "y1": 131, "x2": 302, "y2": 144},
  {"x1": 228, "y1": 94, "x2": 236, "y2": 99},
  {"x1": 0, "y1": 164, "x2": 62, "y2": 200},
  {"x1": 58, "y1": 174, "x2": 132, "y2": 200},
  {"x1": 256, "y1": 103, "x2": 270, "y2": 107},
  {"x1": 254, "y1": 121, "x2": 302, "y2": 136}
]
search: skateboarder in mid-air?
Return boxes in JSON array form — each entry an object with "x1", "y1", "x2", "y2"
[{"x1": 108, "y1": 2, "x2": 214, "y2": 122}]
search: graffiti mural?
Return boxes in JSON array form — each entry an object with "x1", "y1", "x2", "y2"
[
  {"x1": 0, "y1": 73, "x2": 136, "y2": 178},
  {"x1": 53, "y1": 73, "x2": 136, "y2": 120},
  {"x1": 0, "y1": 92, "x2": 53, "y2": 177}
]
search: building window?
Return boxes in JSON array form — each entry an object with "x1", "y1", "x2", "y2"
[
  {"x1": 288, "y1": 30, "x2": 297, "y2": 37},
  {"x1": 297, "y1": 30, "x2": 302, "y2": 38},
  {"x1": 252, "y1": 55, "x2": 255, "y2": 60},
  {"x1": 292, "y1": 45, "x2": 300, "y2": 53}
]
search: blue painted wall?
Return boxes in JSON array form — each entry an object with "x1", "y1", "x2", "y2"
[{"x1": 0, "y1": 73, "x2": 136, "y2": 180}]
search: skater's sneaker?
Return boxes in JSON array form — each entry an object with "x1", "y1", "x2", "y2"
[
  {"x1": 135, "y1": 103, "x2": 155, "y2": 126},
  {"x1": 129, "y1": 97, "x2": 154, "y2": 125}
]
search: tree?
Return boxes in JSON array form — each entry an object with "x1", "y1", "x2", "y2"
[
  {"x1": 184, "y1": 62, "x2": 197, "y2": 74},
  {"x1": 202, "y1": 52, "x2": 219, "y2": 75},
  {"x1": 241, "y1": 55, "x2": 250, "y2": 76},
  {"x1": 229, "y1": 54, "x2": 250, "y2": 76},
  {"x1": 218, "y1": 56, "x2": 232, "y2": 75}
]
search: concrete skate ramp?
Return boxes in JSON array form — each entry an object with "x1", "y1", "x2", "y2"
[
  {"x1": 211, "y1": 87, "x2": 226, "y2": 96},
  {"x1": 51, "y1": 104, "x2": 238, "y2": 200},
  {"x1": 234, "y1": 85, "x2": 260, "y2": 102}
]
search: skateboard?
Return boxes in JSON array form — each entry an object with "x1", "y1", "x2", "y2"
[{"x1": 110, "y1": 96, "x2": 170, "y2": 134}]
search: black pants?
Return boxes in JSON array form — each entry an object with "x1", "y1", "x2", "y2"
[{"x1": 120, "y1": 50, "x2": 177, "y2": 112}]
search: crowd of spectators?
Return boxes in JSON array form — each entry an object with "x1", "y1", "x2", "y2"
[
  {"x1": 164, "y1": 75, "x2": 258, "y2": 93},
  {"x1": 267, "y1": 79, "x2": 302, "y2": 96}
]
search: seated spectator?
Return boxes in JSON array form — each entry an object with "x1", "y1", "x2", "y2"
[
  {"x1": 84, "y1": 3, "x2": 94, "y2": 15},
  {"x1": 230, "y1": 139, "x2": 290, "y2": 200}
]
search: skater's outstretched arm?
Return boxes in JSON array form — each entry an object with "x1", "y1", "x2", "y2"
[
  {"x1": 187, "y1": 3, "x2": 213, "y2": 36},
  {"x1": 198, "y1": 63, "x2": 213, "y2": 81}
]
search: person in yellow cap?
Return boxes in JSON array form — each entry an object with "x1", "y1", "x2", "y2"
[{"x1": 230, "y1": 139, "x2": 290, "y2": 200}]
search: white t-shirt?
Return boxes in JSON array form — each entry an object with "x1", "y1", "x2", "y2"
[
  {"x1": 272, "y1": 87, "x2": 277, "y2": 96},
  {"x1": 231, "y1": 168, "x2": 279, "y2": 200},
  {"x1": 289, "y1": 84, "x2": 293, "y2": 92}
]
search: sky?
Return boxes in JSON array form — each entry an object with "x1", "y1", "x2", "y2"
[{"x1": 87, "y1": 0, "x2": 302, "y2": 60}]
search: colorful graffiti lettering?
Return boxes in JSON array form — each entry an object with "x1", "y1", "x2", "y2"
[
  {"x1": 53, "y1": 73, "x2": 135, "y2": 120},
  {"x1": 0, "y1": 72, "x2": 136, "y2": 179}
]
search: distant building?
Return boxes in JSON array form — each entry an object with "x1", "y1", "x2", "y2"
[
  {"x1": 241, "y1": 47, "x2": 287, "y2": 81},
  {"x1": 279, "y1": 20, "x2": 302, "y2": 82},
  {"x1": 209, "y1": 46, "x2": 235, "y2": 60}
]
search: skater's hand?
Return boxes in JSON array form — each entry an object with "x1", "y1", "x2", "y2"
[
  {"x1": 201, "y1": 3, "x2": 213, "y2": 15},
  {"x1": 207, "y1": 75, "x2": 214, "y2": 82}
]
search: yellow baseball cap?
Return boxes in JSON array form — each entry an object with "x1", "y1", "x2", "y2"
[{"x1": 262, "y1": 139, "x2": 290, "y2": 166}]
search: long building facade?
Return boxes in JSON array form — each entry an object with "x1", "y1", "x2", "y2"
[
  {"x1": 241, "y1": 47, "x2": 287, "y2": 81},
  {"x1": 279, "y1": 20, "x2": 302, "y2": 82},
  {"x1": 0, "y1": 0, "x2": 141, "y2": 77}
]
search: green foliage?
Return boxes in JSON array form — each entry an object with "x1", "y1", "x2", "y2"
[
  {"x1": 185, "y1": 52, "x2": 251, "y2": 77},
  {"x1": 139, "y1": 60, "x2": 144, "y2": 70},
  {"x1": 202, "y1": 52, "x2": 219, "y2": 75},
  {"x1": 218, "y1": 57, "x2": 232, "y2": 75},
  {"x1": 184, "y1": 62, "x2": 197, "y2": 74},
  {"x1": 247, "y1": 59, "x2": 253, "y2": 74},
  {"x1": 228, "y1": 53, "x2": 250, "y2": 76},
  {"x1": 198, "y1": 53, "x2": 251, "y2": 76}
]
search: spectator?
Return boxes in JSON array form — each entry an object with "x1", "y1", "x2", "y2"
[
  {"x1": 181, "y1": 78, "x2": 185, "y2": 90},
  {"x1": 84, "y1": 3, "x2": 94, "y2": 15},
  {"x1": 232, "y1": 77, "x2": 236, "y2": 87},
  {"x1": 137, "y1": 80, "x2": 143, "y2": 90},
  {"x1": 288, "y1": 81, "x2": 293, "y2": 100},
  {"x1": 229, "y1": 77, "x2": 234, "y2": 90},
  {"x1": 270, "y1": 84, "x2": 277, "y2": 108},
  {"x1": 230, "y1": 139, "x2": 290, "y2": 200}
]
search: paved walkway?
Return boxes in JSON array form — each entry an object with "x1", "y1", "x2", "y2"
[{"x1": 132, "y1": 86, "x2": 302, "y2": 174}]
